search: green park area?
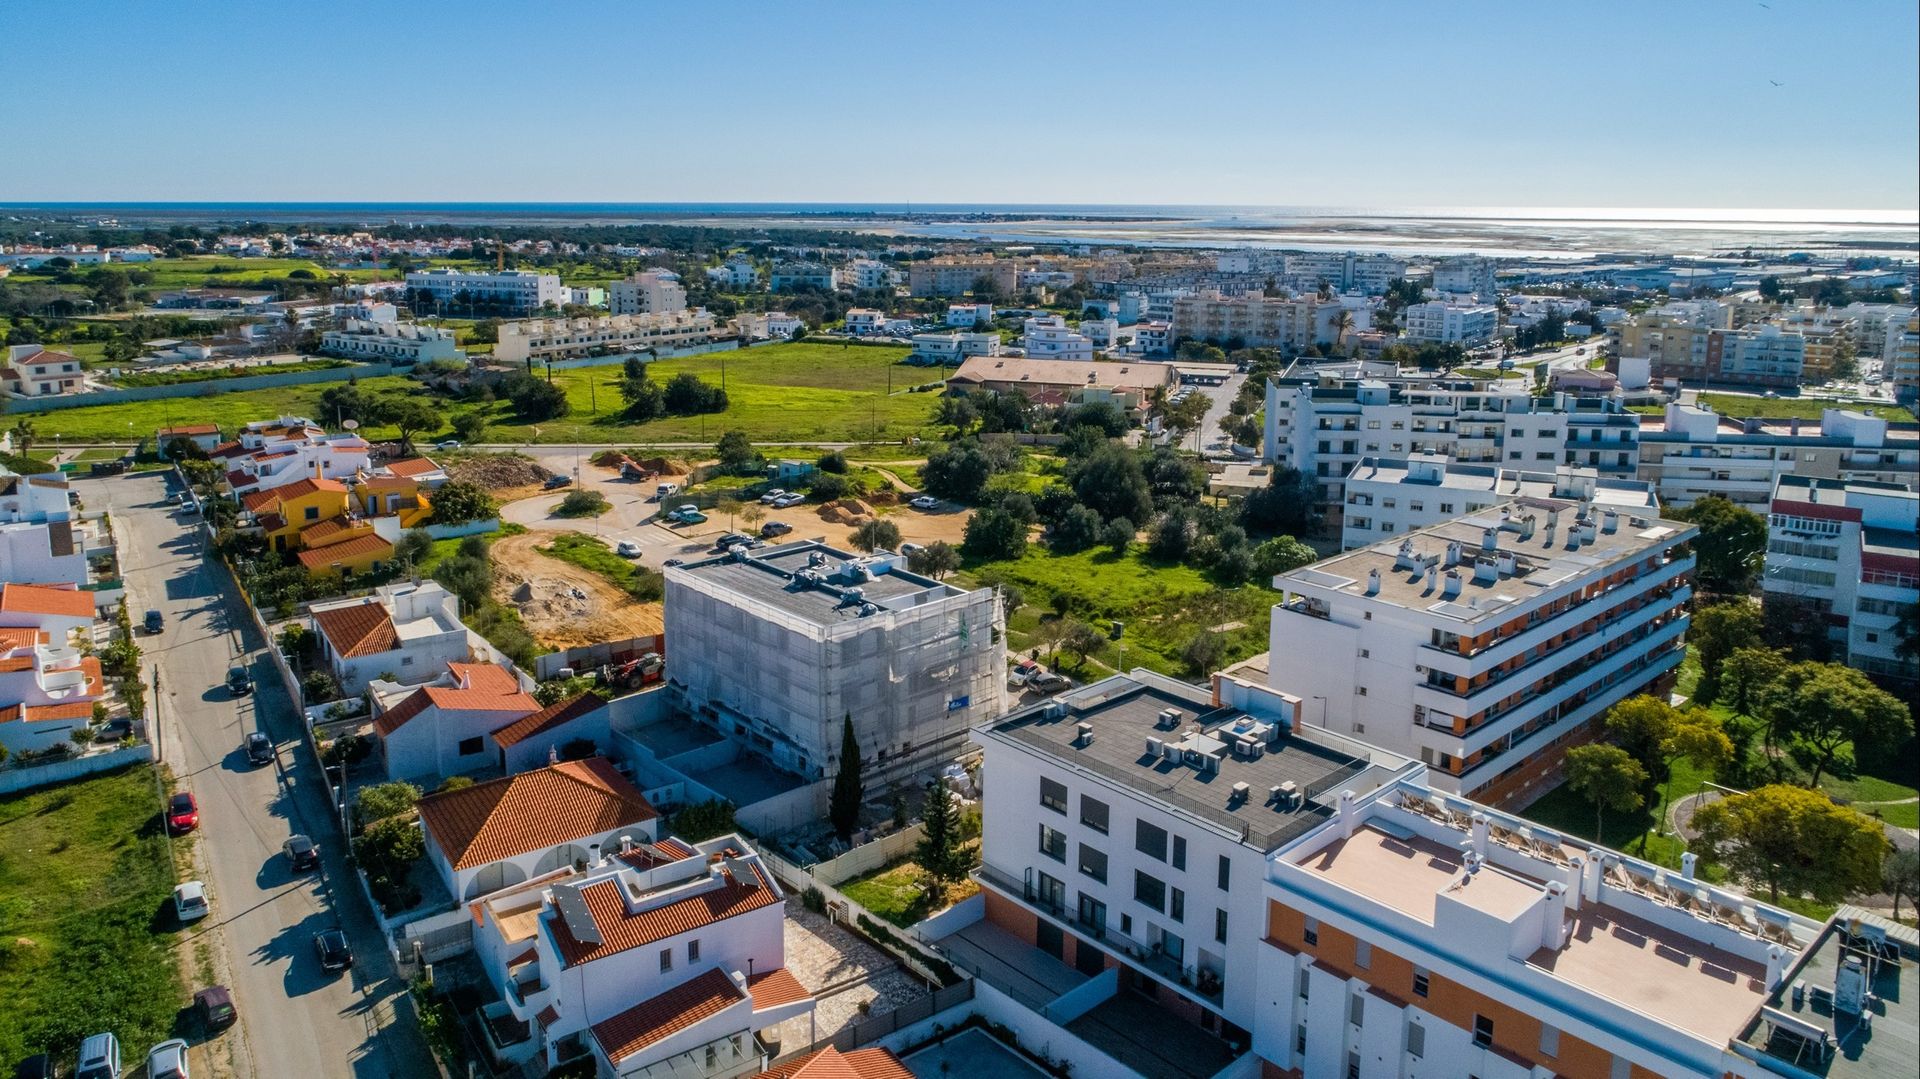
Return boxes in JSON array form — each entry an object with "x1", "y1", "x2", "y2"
[
  {"x1": 1695, "y1": 392, "x2": 1913, "y2": 423},
  {"x1": 0, "y1": 765, "x2": 187, "y2": 1066}
]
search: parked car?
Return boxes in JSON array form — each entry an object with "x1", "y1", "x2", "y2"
[
  {"x1": 167, "y1": 791, "x2": 200, "y2": 834},
  {"x1": 662, "y1": 558, "x2": 683, "y2": 568},
  {"x1": 172, "y1": 881, "x2": 209, "y2": 923},
  {"x1": 284, "y1": 834, "x2": 320, "y2": 871},
  {"x1": 144, "y1": 609, "x2": 165, "y2": 634},
  {"x1": 145, "y1": 1039, "x2": 190, "y2": 1079},
  {"x1": 712, "y1": 532, "x2": 752, "y2": 551},
  {"x1": 74, "y1": 1034, "x2": 119, "y2": 1079},
  {"x1": 314, "y1": 928, "x2": 354, "y2": 972},
  {"x1": 759, "y1": 488, "x2": 787, "y2": 505},
  {"x1": 543, "y1": 474, "x2": 573, "y2": 489},
  {"x1": 12, "y1": 1053, "x2": 51, "y2": 1079},
  {"x1": 760, "y1": 521, "x2": 793, "y2": 538},
  {"x1": 245, "y1": 731, "x2": 274, "y2": 766},
  {"x1": 655, "y1": 482, "x2": 680, "y2": 499},
  {"x1": 772, "y1": 492, "x2": 806, "y2": 508},
  {"x1": 226, "y1": 666, "x2": 252, "y2": 696},
  {"x1": 615, "y1": 540, "x2": 643, "y2": 558},
  {"x1": 93, "y1": 716, "x2": 133, "y2": 743},
  {"x1": 667, "y1": 505, "x2": 707, "y2": 525},
  {"x1": 1027, "y1": 671, "x2": 1071, "y2": 695},
  {"x1": 909, "y1": 495, "x2": 940, "y2": 510},
  {"x1": 899, "y1": 542, "x2": 926, "y2": 557},
  {"x1": 194, "y1": 985, "x2": 236, "y2": 1032},
  {"x1": 435, "y1": 439, "x2": 461, "y2": 450},
  {"x1": 1008, "y1": 659, "x2": 1042, "y2": 686}
]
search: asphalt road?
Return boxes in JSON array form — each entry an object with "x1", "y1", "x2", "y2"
[{"x1": 83, "y1": 471, "x2": 436, "y2": 1079}]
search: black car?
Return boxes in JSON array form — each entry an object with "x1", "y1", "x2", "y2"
[
  {"x1": 226, "y1": 666, "x2": 252, "y2": 696},
  {"x1": 144, "y1": 609, "x2": 164, "y2": 634},
  {"x1": 760, "y1": 521, "x2": 793, "y2": 538},
  {"x1": 13, "y1": 1053, "x2": 51, "y2": 1079},
  {"x1": 314, "y1": 928, "x2": 353, "y2": 972},
  {"x1": 711, "y1": 532, "x2": 752, "y2": 551},
  {"x1": 543, "y1": 474, "x2": 573, "y2": 489},
  {"x1": 662, "y1": 558, "x2": 683, "y2": 568},
  {"x1": 284, "y1": 834, "x2": 320, "y2": 872},
  {"x1": 246, "y1": 731, "x2": 274, "y2": 766}
]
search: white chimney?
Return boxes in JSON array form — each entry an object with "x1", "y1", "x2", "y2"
[
  {"x1": 1337, "y1": 790, "x2": 1358, "y2": 839},
  {"x1": 1765, "y1": 944, "x2": 1791, "y2": 991},
  {"x1": 1581, "y1": 854, "x2": 1604, "y2": 904},
  {"x1": 1680, "y1": 851, "x2": 1698, "y2": 881},
  {"x1": 1481, "y1": 526, "x2": 1498, "y2": 551},
  {"x1": 1442, "y1": 570, "x2": 1462, "y2": 599},
  {"x1": 1577, "y1": 521, "x2": 1598, "y2": 545},
  {"x1": 1366, "y1": 569, "x2": 1380, "y2": 595},
  {"x1": 1564, "y1": 855, "x2": 1585, "y2": 912},
  {"x1": 1541, "y1": 881, "x2": 1570, "y2": 951},
  {"x1": 1469, "y1": 813, "x2": 1490, "y2": 858},
  {"x1": 1601, "y1": 509, "x2": 1619, "y2": 534},
  {"x1": 1473, "y1": 557, "x2": 1499, "y2": 584},
  {"x1": 589, "y1": 841, "x2": 604, "y2": 866},
  {"x1": 1445, "y1": 541, "x2": 1462, "y2": 566},
  {"x1": 620, "y1": 834, "x2": 634, "y2": 854}
]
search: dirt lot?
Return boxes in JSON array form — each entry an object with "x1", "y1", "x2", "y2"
[
  {"x1": 717, "y1": 499, "x2": 972, "y2": 550},
  {"x1": 488, "y1": 532, "x2": 664, "y2": 650}
]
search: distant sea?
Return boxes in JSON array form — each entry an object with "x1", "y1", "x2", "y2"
[{"x1": 5, "y1": 202, "x2": 1916, "y2": 259}]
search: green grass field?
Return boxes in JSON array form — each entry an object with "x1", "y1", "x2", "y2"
[
  {"x1": 21, "y1": 375, "x2": 419, "y2": 442},
  {"x1": 0, "y1": 765, "x2": 186, "y2": 1066},
  {"x1": 1697, "y1": 392, "x2": 1913, "y2": 422},
  {"x1": 537, "y1": 532, "x2": 662, "y2": 599}
]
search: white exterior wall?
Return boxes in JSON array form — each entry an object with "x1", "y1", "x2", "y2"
[
  {"x1": 0, "y1": 524, "x2": 88, "y2": 587},
  {"x1": 319, "y1": 320, "x2": 460, "y2": 363},
  {"x1": 608, "y1": 272, "x2": 688, "y2": 316},
  {"x1": 405, "y1": 270, "x2": 564, "y2": 312},
  {"x1": 382, "y1": 707, "x2": 526, "y2": 783},
  {"x1": 492, "y1": 312, "x2": 719, "y2": 363}
]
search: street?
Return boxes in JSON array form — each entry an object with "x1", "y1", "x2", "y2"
[{"x1": 83, "y1": 471, "x2": 436, "y2": 1079}]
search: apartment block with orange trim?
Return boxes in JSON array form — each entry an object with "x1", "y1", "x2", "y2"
[{"x1": 1267, "y1": 499, "x2": 1697, "y2": 806}]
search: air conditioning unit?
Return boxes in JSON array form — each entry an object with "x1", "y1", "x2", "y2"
[{"x1": 1147, "y1": 736, "x2": 1164, "y2": 757}]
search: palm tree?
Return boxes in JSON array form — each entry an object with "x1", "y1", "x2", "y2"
[
  {"x1": 1331, "y1": 310, "x2": 1355, "y2": 353},
  {"x1": 9, "y1": 420, "x2": 36, "y2": 455}
]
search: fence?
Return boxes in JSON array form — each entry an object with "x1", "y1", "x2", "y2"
[
  {"x1": 802, "y1": 824, "x2": 926, "y2": 887},
  {"x1": 771, "y1": 980, "x2": 976, "y2": 1063},
  {"x1": 422, "y1": 518, "x2": 500, "y2": 540},
  {"x1": 534, "y1": 633, "x2": 665, "y2": 680},
  {"x1": 8, "y1": 361, "x2": 397, "y2": 412},
  {"x1": 0, "y1": 744, "x2": 155, "y2": 795},
  {"x1": 759, "y1": 849, "x2": 958, "y2": 987},
  {"x1": 537, "y1": 339, "x2": 741, "y2": 372}
]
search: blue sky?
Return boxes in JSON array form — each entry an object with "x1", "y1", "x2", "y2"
[{"x1": 2, "y1": 0, "x2": 1914, "y2": 209}]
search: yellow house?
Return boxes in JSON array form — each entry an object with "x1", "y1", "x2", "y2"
[
  {"x1": 242, "y1": 477, "x2": 351, "y2": 553},
  {"x1": 296, "y1": 529, "x2": 395, "y2": 579},
  {"x1": 353, "y1": 475, "x2": 433, "y2": 529}
]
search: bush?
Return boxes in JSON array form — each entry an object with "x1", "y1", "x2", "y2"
[
  {"x1": 802, "y1": 886, "x2": 827, "y2": 914},
  {"x1": 555, "y1": 489, "x2": 611, "y2": 517},
  {"x1": 816, "y1": 450, "x2": 848, "y2": 473},
  {"x1": 671, "y1": 799, "x2": 737, "y2": 842},
  {"x1": 300, "y1": 670, "x2": 341, "y2": 704},
  {"x1": 354, "y1": 781, "x2": 422, "y2": 828},
  {"x1": 429, "y1": 481, "x2": 495, "y2": 526},
  {"x1": 963, "y1": 507, "x2": 1028, "y2": 561}
]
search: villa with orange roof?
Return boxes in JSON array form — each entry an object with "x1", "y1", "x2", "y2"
[
  {"x1": 370, "y1": 660, "x2": 538, "y2": 781},
  {"x1": 0, "y1": 631, "x2": 105, "y2": 757},
  {"x1": 0, "y1": 582, "x2": 97, "y2": 638},
  {"x1": 309, "y1": 581, "x2": 471, "y2": 694}
]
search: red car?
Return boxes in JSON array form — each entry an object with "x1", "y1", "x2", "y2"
[{"x1": 167, "y1": 791, "x2": 200, "y2": 834}]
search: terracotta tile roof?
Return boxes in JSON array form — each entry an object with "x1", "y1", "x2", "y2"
[
  {"x1": 295, "y1": 531, "x2": 393, "y2": 570},
  {"x1": 0, "y1": 656, "x2": 35, "y2": 672},
  {"x1": 385, "y1": 457, "x2": 441, "y2": 477},
  {"x1": 372, "y1": 663, "x2": 535, "y2": 736},
  {"x1": 0, "y1": 583, "x2": 94, "y2": 619},
  {"x1": 300, "y1": 518, "x2": 356, "y2": 544},
  {"x1": 416, "y1": 758, "x2": 657, "y2": 870},
  {"x1": 224, "y1": 468, "x2": 253, "y2": 488},
  {"x1": 370, "y1": 689, "x2": 433, "y2": 736},
  {"x1": 242, "y1": 475, "x2": 345, "y2": 512},
  {"x1": 311, "y1": 600, "x2": 399, "y2": 659},
  {"x1": 616, "y1": 837, "x2": 696, "y2": 871},
  {"x1": 157, "y1": 424, "x2": 220, "y2": 436},
  {"x1": 490, "y1": 693, "x2": 606, "y2": 748},
  {"x1": 589, "y1": 969, "x2": 746, "y2": 1065},
  {"x1": 0, "y1": 628, "x2": 47, "y2": 650},
  {"x1": 357, "y1": 474, "x2": 415, "y2": 491},
  {"x1": 746, "y1": 968, "x2": 811, "y2": 1011},
  {"x1": 254, "y1": 512, "x2": 288, "y2": 534},
  {"x1": 554, "y1": 864, "x2": 779, "y2": 969},
  {"x1": 22, "y1": 701, "x2": 95, "y2": 723},
  {"x1": 753, "y1": 1048, "x2": 914, "y2": 1079},
  {"x1": 535, "y1": 1005, "x2": 561, "y2": 1028}
]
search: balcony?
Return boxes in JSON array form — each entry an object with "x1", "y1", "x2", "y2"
[
  {"x1": 1455, "y1": 619, "x2": 1690, "y2": 758},
  {"x1": 1419, "y1": 556, "x2": 1694, "y2": 670}
]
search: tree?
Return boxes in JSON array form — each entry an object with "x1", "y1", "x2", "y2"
[
  {"x1": 1069, "y1": 443, "x2": 1153, "y2": 525},
  {"x1": 1060, "y1": 621, "x2": 1106, "y2": 670},
  {"x1": 1061, "y1": 400, "x2": 1128, "y2": 438},
  {"x1": 354, "y1": 781, "x2": 422, "y2": 828},
  {"x1": 1181, "y1": 630, "x2": 1227, "y2": 676},
  {"x1": 1240, "y1": 466, "x2": 1317, "y2": 537},
  {"x1": 921, "y1": 441, "x2": 994, "y2": 503},
  {"x1": 739, "y1": 502, "x2": 766, "y2": 532},
  {"x1": 353, "y1": 815, "x2": 426, "y2": 911},
  {"x1": 1883, "y1": 847, "x2": 1920, "y2": 922},
  {"x1": 1650, "y1": 709, "x2": 1734, "y2": 845},
  {"x1": 1689, "y1": 600, "x2": 1764, "y2": 697},
  {"x1": 1147, "y1": 507, "x2": 1195, "y2": 561},
  {"x1": 663, "y1": 372, "x2": 728, "y2": 414},
  {"x1": 1050, "y1": 504, "x2": 1103, "y2": 553},
  {"x1": 1722, "y1": 646, "x2": 1789, "y2": 753},
  {"x1": 300, "y1": 670, "x2": 340, "y2": 704},
  {"x1": 1603, "y1": 695, "x2": 1685, "y2": 778},
  {"x1": 1563, "y1": 744, "x2": 1647, "y2": 843},
  {"x1": 1670, "y1": 497, "x2": 1767, "y2": 595},
  {"x1": 396, "y1": 528, "x2": 435, "y2": 569},
  {"x1": 507, "y1": 376, "x2": 570, "y2": 421},
  {"x1": 829, "y1": 716, "x2": 864, "y2": 841},
  {"x1": 8, "y1": 420, "x2": 34, "y2": 455},
  {"x1": 429, "y1": 481, "x2": 495, "y2": 526},
  {"x1": 850, "y1": 518, "x2": 902, "y2": 553},
  {"x1": 962, "y1": 507, "x2": 1027, "y2": 561},
  {"x1": 1690, "y1": 784, "x2": 1889, "y2": 903},
  {"x1": 714, "y1": 429, "x2": 758, "y2": 473},
  {"x1": 1252, "y1": 535, "x2": 1318, "y2": 580},
  {"x1": 371, "y1": 394, "x2": 443, "y2": 456},
  {"x1": 916, "y1": 776, "x2": 968, "y2": 889},
  {"x1": 907, "y1": 541, "x2": 960, "y2": 579},
  {"x1": 816, "y1": 449, "x2": 848, "y2": 473},
  {"x1": 1100, "y1": 516, "x2": 1134, "y2": 555},
  {"x1": 1768, "y1": 662, "x2": 1913, "y2": 787},
  {"x1": 433, "y1": 539, "x2": 495, "y2": 610},
  {"x1": 450, "y1": 411, "x2": 488, "y2": 444}
]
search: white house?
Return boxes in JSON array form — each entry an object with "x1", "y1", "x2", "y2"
[
  {"x1": 843, "y1": 309, "x2": 889, "y2": 336},
  {"x1": 319, "y1": 320, "x2": 462, "y2": 364},
  {"x1": 309, "y1": 582, "x2": 471, "y2": 695},
  {"x1": 1, "y1": 345, "x2": 85, "y2": 398},
  {"x1": 417, "y1": 757, "x2": 660, "y2": 901},
  {"x1": 946, "y1": 303, "x2": 995, "y2": 327},
  {"x1": 371, "y1": 661, "x2": 538, "y2": 782},
  {"x1": 0, "y1": 583, "x2": 96, "y2": 640},
  {"x1": 909, "y1": 332, "x2": 1000, "y2": 365},
  {"x1": 1401, "y1": 301, "x2": 1499, "y2": 345},
  {"x1": 0, "y1": 521, "x2": 88, "y2": 588},
  {"x1": 491, "y1": 693, "x2": 613, "y2": 775}
]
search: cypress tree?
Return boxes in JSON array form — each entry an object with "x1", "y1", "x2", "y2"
[{"x1": 828, "y1": 714, "x2": 863, "y2": 841}]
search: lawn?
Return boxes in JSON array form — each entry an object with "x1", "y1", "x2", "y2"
[
  {"x1": 1696, "y1": 392, "x2": 1912, "y2": 423},
  {"x1": 0, "y1": 765, "x2": 186, "y2": 1066},
  {"x1": 537, "y1": 532, "x2": 662, "y2": 599},
  {"x1": 23, "y1": 374, "x2": 418, "y2": 442},
  {"x1": 112, "y1": 359, "x2": 353, "y2": 388},
  {"x1": 958, "y1": 546, "x2": 1273, "y2": 678},
  {"x1": 840, "y1": 854, "x2": 981, "y2": 928}
]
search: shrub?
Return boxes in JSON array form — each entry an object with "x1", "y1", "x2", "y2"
[
  {"x1": 555, "y1": 489, "x2": 610, "y2": 517},
  {"x1": 802, "y1": 886, "x2": 827, "y2": 914}
]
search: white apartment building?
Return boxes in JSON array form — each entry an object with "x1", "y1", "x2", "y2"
[
  {"x1": 1078, "y1": 318, "x2": 1131, "y2": 350},
  {"x1": 319, "y1": 319, "x2": 461, "y2": 364},
  {"x1": 1023, "y1": 316, "x2": 1095, "y2": 360},
  {"x1": 1637, "y1": 403, "x2": 1919, "y2": 510},
  {"x1": 734, "y1": 312, "x2": 804, "y2": 340},
  {"x1": 663, "y1": 541, "x2": 1005, "y2": 780},
  {"x1": 769, "y1": 262, "x2": 835, "y2": 292},
  {"x1": 1268, "y1": 502, "x2": 1697, "y2": 804},
  {"x1": 1172, "y1": 293, "x2": 1321, "y2": 351},
  {"x1": 1135, "y1": 320, "x2": 1172, "y2": 356},
  {"x1": 216, "y1": 426, "x2": 372, "y2": 497},
  {"x1": 843, "y1": 309, "x2": 889, "y2": 336},
  {"x1": 909, "y1": 332, "x2": 1000, "y2": 364},
  {"x1": 969, "y1": 670, "x2": 1416, "y2": 1048},
  {"x1": 1764, "y1": 475, "x2": 1918, "y2": 682},
  {"x1": 908, "y1": 257, "x2": 1019, "y2": 298},
  {"x1": 1710, "y1": 324, "x2": 1806, "y2": 387},
  {"x1": 1893, "y1": 314, "x2": 1919, "y2": 402},
  {"x1": 492, "y1": 311, "x2": 720, "y2": 363},
  {"x1": 1262, "y1": 379, "x2": 1642, "y2": 526},
  {"x1": 840, "y1": 258, "x2": 896, "y2": 291},
  {"x1": 946, "y1": 303, "x2": 994, "y2": 327},
  {"x1": 607, "y1": 270, "x2": 687, "y2": 316},
  {"x1": 567, "y1": 286, "x2": 605, "y2": 308},
  {"x1": 706, "y1": 258, "x2": 759, "y2": 289},
  {"x1": 1401, "y1": 301, "x2": 1499, "y2": 345},
  {"x1": 404, "y1": 269, "x2": 565, "y2": 313},
  {"x1": 1431, "y1": 255, "x2": 1498, "y2": 297},
  {"x1": 1340, "y1": 455, "x2": 1657, "y2": 551},
  {"x1": 1282, "y1": 252, "x2": 1409, "y2": 295}
]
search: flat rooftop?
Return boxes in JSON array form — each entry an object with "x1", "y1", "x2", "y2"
[
  {"x1": 986, "y1": 680, "x2": 1379, "y2": 850},
  {"x1": 1347, "y1": 458, "x2": 1657, "y2": 508},
  {"x1": 670, "y1": 540, "x2": 964, "y2": 626},
  {"x1": 1736, "y1": 910, "x2": 1919, "y2": 1079},
  {"x1": 1278, "y1": 498, "x2": 1694, "y2": 624}
]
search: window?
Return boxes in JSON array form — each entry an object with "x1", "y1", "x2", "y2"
[
  {"x1": 1171, "y1": 887, "x2": 1185, "y2": 921},
  {"x1": 1039, "y1": 824, "x2": 1066, "y2": 862},
  {"x1": 304, "y1": 506, "x2": 320, "y2": 520},
  {"x1": 659, "y1": 948, "x2": 673, "y2": 973},
  {"x1": 1472, "y1": 1014, "x2": 1495, "y2": 1049},
  {"x1": 688, "y1": 939, "x2": 700, "y2": 963},
  {"x1": 1354, "y1": 941, "x2": 1370, "y2": 969},
  {"x1": 1134, "y1": 871, "x2": 1166, "y2": 912},
  {"x1": 1217, "y1": 855, "x2": 1231, "y2": 891},
  {"x1": 1347, "y1": 1053, "x2": 1360, "y2": 1079},
  {"x1": 1172, "y1": 835, "x2": 1187, "y2": 870},
  {"x1": 1079, "y1": 894, "x2": 1106, "y2": 933},
  {"x1": 1121, "y1": 913, "x2": 1132, "y2": 935},
  {"x1": 1215, "y1": 909, "x2": 1228, "y2": 943},
  {"x1": 1539, "y1": 1023, "x2": 1559, "y2": 1057},
  {"x1": 1040, "y1": 777, "x2": 1067, "y2": 813},
  {"x1": 1441, "y1": 502, "x2": 1455, "y2": 513},
  {"x1": 1080, "y1": 796, "x2": 1109, "y2": 833},
  {"x1": 1348, "y1": 994, "x2": 1365, "y2": 1027},
  {"x1": 1406, "y1": 1022, "x2": 1425, "y2": 1059},
  {"x1": 1296, "y1": 1026, "x2": 1307, "y2": 1055},
  {"x1": 1368, "y1": 420, "x2": 1381, "y2": 429},
  {"x1": 1135, "y1": 820, "x2": 1169, "y2": 862},
  {"x1": 1382, "y1": 497, "x2": 1396, "y2": 508},
  {"x1": 456, "y1": 736, "x2": 484, "y2": 756},
  {"x1": 1412, "y1": 969, "x2": 1429, "y2": 997},
  {"x1": 1409, "y1": 501, "x2": 1424, "y2": 513},
  {"x1": 1078, "y1": 844, "x2": 1107, "y2": 882},
  {"x1": 1303, "y1": 917, "x2": 1319, "y2": 946}
]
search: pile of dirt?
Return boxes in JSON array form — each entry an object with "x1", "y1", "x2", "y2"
[
  {"x1": 489, "y1": 533, "x2": 665, "y2": 650},
  {"x1": 817, "y1": 499, "x2": 877, "y2": 526},
  {"x1": 865, "y1": 487, "x2": 900, "y2": 507},
  {"x1": 447, "y1": 452, "x2": 552, "y2": 488},
  {"x1": 630, "y1": 456, "x2": 691, "y2": 476}
]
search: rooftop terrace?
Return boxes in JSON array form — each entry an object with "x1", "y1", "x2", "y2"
[
  {"x1": 669, "y1": 540, "x2": 965, "y2": 626},
  {"x1": 1734, "y1": 909, "x2": 1919, "y2": 1079}
]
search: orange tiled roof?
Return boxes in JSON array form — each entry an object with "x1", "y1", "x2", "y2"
[
  {"x1": 589, "y1": 969, "x2": 745, "y2": 1065},
  {"x1": 416, "y1": 758, "x2": 657, "y2": 870},
  {"x1": 753, "y1": 1047, "x2": 914, "y2": 1079},
  {"x1": 385, "y1": 457, "x2": 441, "y2": 477},
  {"x1": 242, "y1": 475, "x2": 347, "y2": 512},
  {"x1": 372, "y1": 663, "x2": 534, "y2": 736},
  {"x1": 157, "y1": 424, "x2": 220, "y2": 436},
  {"x1": 0, "y1": 656, "x2": 35, "y2": 672},
  {"x1": 311, "y1": 601, "x2": 399, "y2": 659},
  {"x1": 0, "y1": 628, "x2": 48, "y2": 650},
  {"x1": 0, "y1": 583, "x2": 94, "y2": 619},
  {"x1": 295, "y1": 531, "x2": 392, "y2": 570},
  {"x1": 300, "y1": 518, "x2": 356, "y2": 544},
  {"x1": 490, "y1": 693, "x2": 606, "y2": 748},
  {"x1": 371, "y1": 689, "x2": 433, "y2": 736},
  {"x1": 554, "y1": 864, "x2": 779, "y2": 969},
  {"x1": 22, "y1": 701, "x2": 95, "y2": 723},
  {"x1": 746, "y1": 968, "x2": 811, "y2": 1011}
]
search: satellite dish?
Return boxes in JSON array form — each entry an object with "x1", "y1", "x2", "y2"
[{"x1": 341, "y1": 419, "x2": 359, "y2": 430}]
